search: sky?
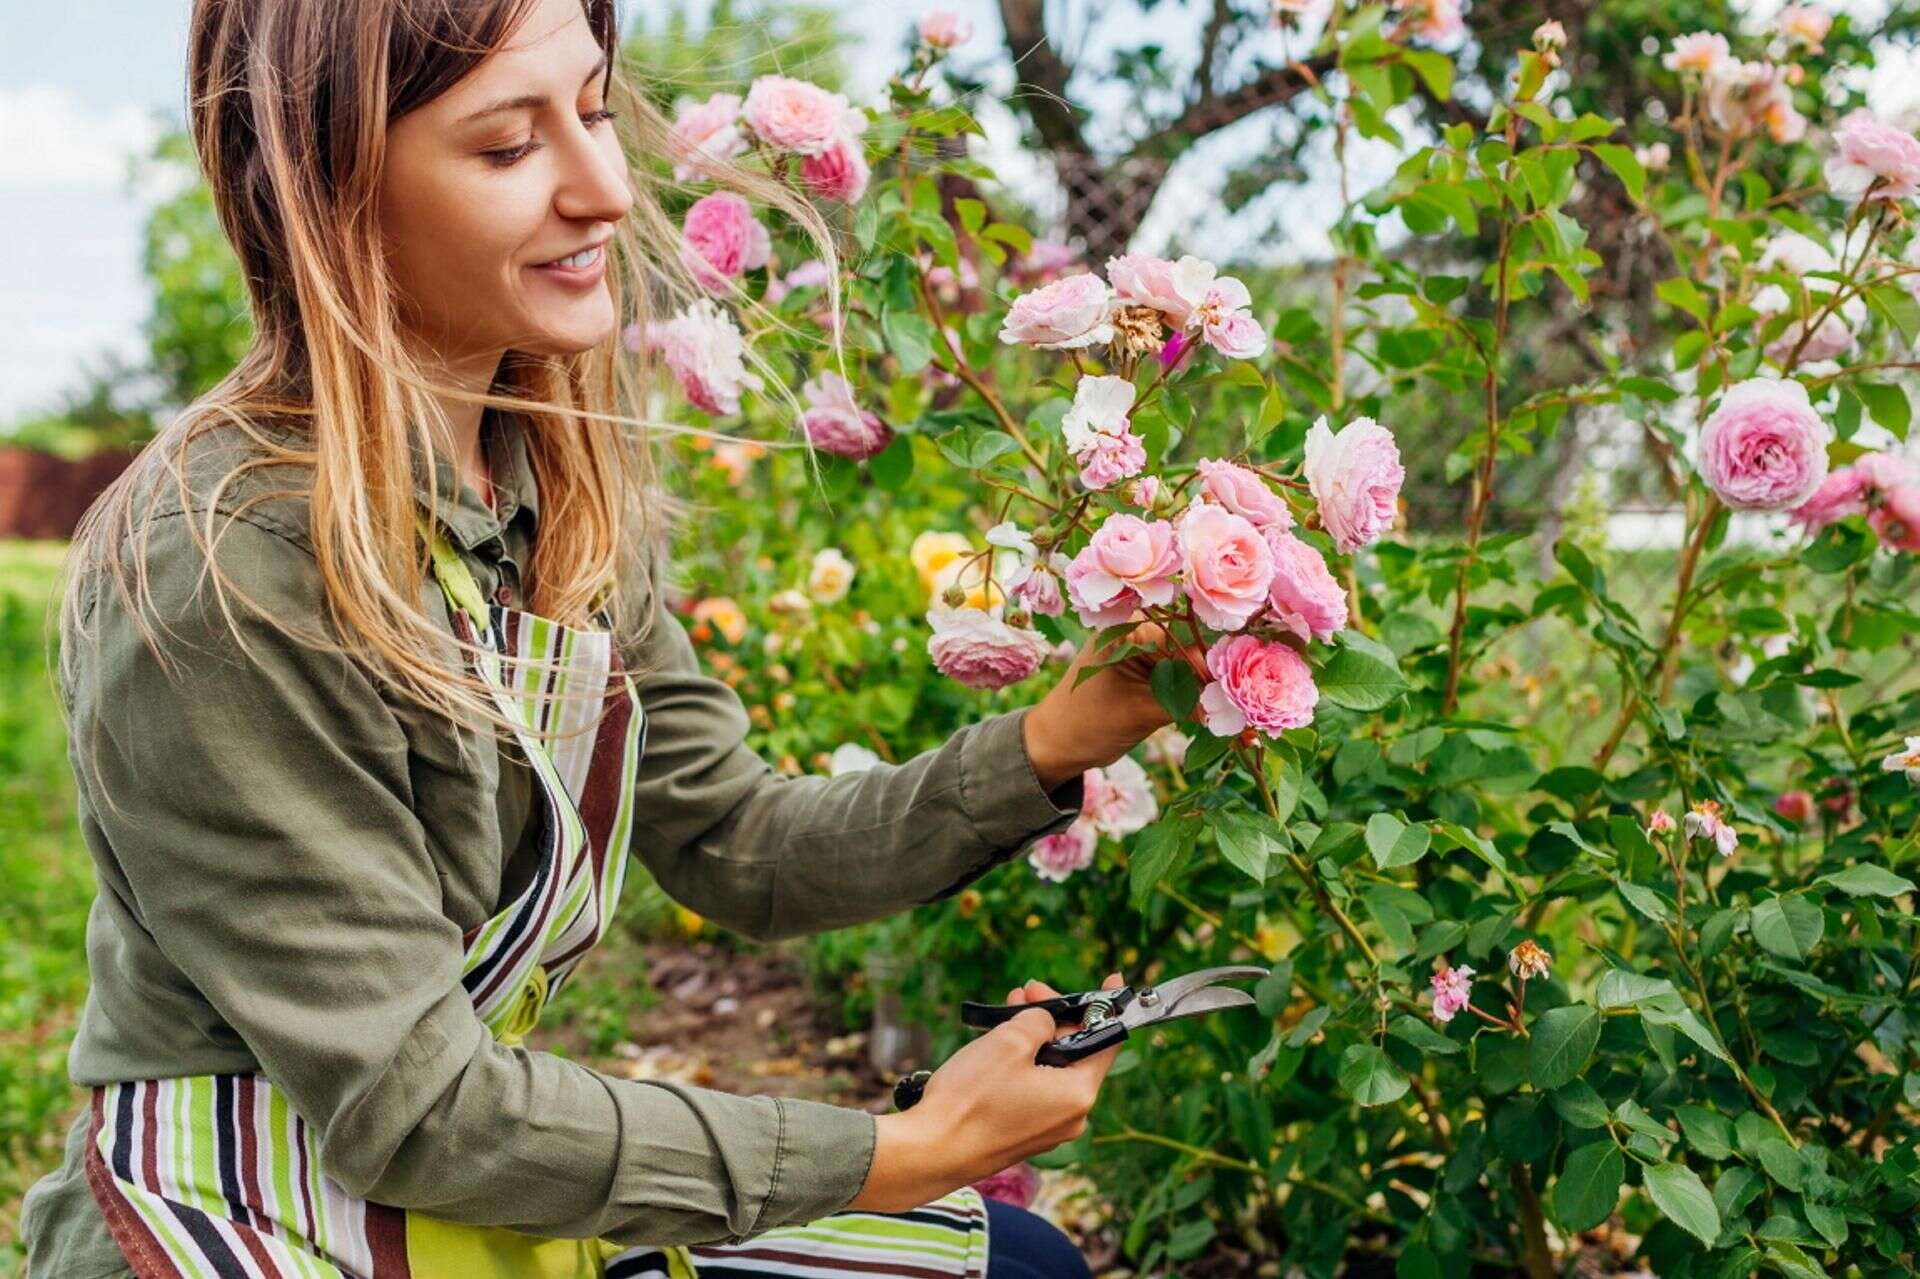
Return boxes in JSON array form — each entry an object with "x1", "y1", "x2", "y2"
[{"x1": 2, "y1": 0, "x2": 1916, "y2": 427}]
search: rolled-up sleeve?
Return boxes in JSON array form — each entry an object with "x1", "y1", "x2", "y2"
[
  {"x1": 73, "y1": 511, "x2": 877, "y2": 1244},
  {"x1": 623, "y1": 568, "x2": 1086, "y2": 943}
]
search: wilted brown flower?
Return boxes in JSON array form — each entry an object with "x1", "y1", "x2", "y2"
[{"x1": 1508, "y1": 939, "x2": 1553, "y2": 980}]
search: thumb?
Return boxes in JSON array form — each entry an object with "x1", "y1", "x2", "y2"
[{"x1": 992, "y1": 1005, "x2": 1062, "y2": 1059}]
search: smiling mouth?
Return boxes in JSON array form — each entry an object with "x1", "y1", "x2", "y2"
[{"x1": 534, "y1": 245, "x2": 605, "y2": 270}]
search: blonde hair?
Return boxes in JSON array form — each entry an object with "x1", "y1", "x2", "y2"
[{"x1": 57, "y1": 0, "x2": 847, "y2": 780}]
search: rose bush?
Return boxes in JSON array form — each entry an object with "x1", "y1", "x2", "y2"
[{"x1": 640, "y1": 8, "x2": 1920, "y2": 1277}]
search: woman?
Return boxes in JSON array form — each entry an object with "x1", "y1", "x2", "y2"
[{"x1": 21, "y1": 0, "x2": 1179, "y2": 1275}]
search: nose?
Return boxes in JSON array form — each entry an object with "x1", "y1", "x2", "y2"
[{"x1": 554, "y1": 118, "x2": 635, "y2": 225}]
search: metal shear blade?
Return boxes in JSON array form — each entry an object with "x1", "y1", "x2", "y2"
[{"x1": 1120, "y1": 964, "x2": 1269, "y2": 1029}]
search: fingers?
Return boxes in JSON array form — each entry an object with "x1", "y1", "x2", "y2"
[{"x1": 994, "y1": 1005, "x2": 1063, "y2": 1056}]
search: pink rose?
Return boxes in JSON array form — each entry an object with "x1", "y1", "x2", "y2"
[
  {"x1": 1011, "y1": 239, "x2": 1079, "y2": 285},
  {"x1": 1106, "y1": 253, "x2": 1197, "y2": 326},
  {"x1": 641, "y1": 300, "x2": 762, "y2": 416},
  {"x1": 1128, "y1": 475, "x2": 1163, "y2": 509},
  {"x1": 667, "y1": 93, "x2": 746, "y2": 180},
  {"x1": 998, "y1": 274, "x2": 1116, "y2": 349},
  {"x1": 1194, "y1": 275, "x2": 1267, "y2": 360},
  {"x1": 1303, "y1": 415, "x2": 1405, "y2": 553},
  {"x1": 1082, "y1": 756, "x2": 1157, "y2": 838},
  {"x1": 1428, "y1": 965, "x2": 1474, "y2": 1024},
  {"x1": 926, "y1": 606, "x2": 1052, "y2": 689},
  {"x1": 1179, "y1": 502, "x2": 1275, "y2": 631},
  {"x1": 742, "y1": 75, "x2": 864, "y2": 156},
  {"x1": 1856, "y1": 452, "x2": 1920, "y2": 492},
  {"x1": 798, "y1": 132, "x2": 871, "y2": 202},
  {"x1": 1869, "y1": 484, "x2": 1920, "y2": 551},
  {"x1": 679, "y1": 192, "x2": 771, "y2": 293},
  {"x1": 1060, "y1": 375, "x2": 1147, "y2": 490},
  {"x1": 1028, "y1": 819, "x2": 1097, "y2": 882},
  {"x1": 1773, "y1": 790, "x2": 1815, "y2": 824},
  {"x1": 1263, "y1": 528, "x2": 1348, "y2": 643},
  {"x1": 1065, "y1": 514, "x2": 1181, "y2": 628},
  {"x1": 1198, "y1": 633, "x2": 1318, "y2": 736},
  {"x1": 1197, "y1": 458, "x2": 1291, "y2": 530},
  {"x1": 800, "y1": 371, "x2": 893, "y2": 460},
  {"x1": 1008, "y1": 554, "x2": 1069, "y2": 618},
  {"x1": 1696, "y1": 378, "x2": 1832, "y2": 511},
  {"x1": 1664, "y1": 32, "x2": 1731, "y2": 75},
  {"x1": 918, "y1": 9, "x2": 974, "y2": 49},
  {"x1": 1645, "y1": 809, "x2": 1676, "y2": 838},
  {"x1": 1789, "y1": 466, "x2": 1869, "y2": 531},
  {"x1": 1157, "y1": 329, "x2": 1190, "y2": 370},
  {"x1": 1825, "y1": 110, "x2": 1920, "y2": 204},
  {"x1": 1778, "y1": 4, "x2": 1832, "y2": 52},
  {"x1": 1683, "y1": 800, "x2": 1739, "y2": 858},
  {"x1": 1401, "y1": 0, "x2": 1464, "y2": 44}
]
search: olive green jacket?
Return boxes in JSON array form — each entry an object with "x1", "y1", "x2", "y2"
[{"x1": 21, "y1": 414, "x2": 1084, "y2": 1277}]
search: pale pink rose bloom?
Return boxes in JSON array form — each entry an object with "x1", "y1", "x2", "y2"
[
  {"x1": 926, "y1": 605, "x2": 1051, "y2": 689},
  {"x1": 1882, "y1": 735, "x2": 1920, "y2": 786},
  {"x1": 679, "y1": 192, "x2": 772, "y2": 293},
  {"x1": 998, "y1": 273, "x2": 1116, "y2": 349},
  {"x1": 1028, "y1": 819, "x2": 1098, "y2": 881},
  {"x1": 799, "y1": 371, "x2": 893, "y2": 460},
  {"x1": 1645, "y1": 809, "x2": 1676, "y2": 838},
  {"x1": 1303, "y1": 415, "x2": 1405, "y2": 553},
  {"x1": 1773, "y1": 790, "x2": 1815, "y2": 824},
  {"x1": 1008, "y1": 559, "x2": 1067, "y2": 617},
  {"x1": 643, "y1": 300, "x2": 763, "y2": 415},
  {"x1": 1825, "y1": 110, "x2": 1920, "y2": 204},
  {"x1": 1082, "y1": 756, "x2": 1158, "y2": 838},
  {"x1": 1532, "y1": 20, "x2": 1567, "y2": 52},
  {"x1": 918, "y1": 9, "x2": 974, "y2": 48},
  {"x1": 1664, "y1": 31, "x2": 1731, "y2": 75},
  {"x1": 742, "y1": 75, "x2": 864, "y2": 156},
  {"x1": 1856, "y1": 452, "x2": 1920, "y2": 492},
  {"x1": 1683, "y1": 800, "x2": 1739, "y2": 858},
  {"x1": 1705, "y1": 60, "x2": 1797, "y2": 141},
  {"x1": 1195, "y1": 275, "x2": 1268, "y2": 359},
  {"x1": 785, "y1": 259, "x2": 832, "y2": 290},
  {"x1": 1143, "y1": 724, "x2": 1190, "y2": 768},
  {"x1": 1060, "y1": 375, "x2": 1147, "y2": 490},
  {"x1": 1759, "y1": 232, "x2": 1837, "y2": 277},
  {"x1": 972, "y1": 1162, "x2": 1039, "y2": 1210},
  {"x1": 1107, "y1": 253, "x2": 1199, "y2": 326},
  {"x1": 1696, "y1": 378, "x2": 1832, "y2": 511},
  {"x1": 1065, "y1": 513, "x2": 1181, "y2": 628},
  {"x1": 1179, "y1": 502, "x2": 1276, "y2": 631},
  {"x1": 1399, "y1": 0, "x2": 1464, "y2": 44},
  {"x1": 1788, "y1": 465, "x2": 1869, "y2": 531},
  {"x1": 1778, "y1": 4, "x2": 1832, "y2": 51},
  {"x1": 1870, "y1": 484, "x2": 1920, "y2": 550},
  {"x1": 1428, "y1": 965, "x2": 1474, "y2": 1024},
  {"x1": 1751, "y1": 283, "x2": 1862, "y2": 364},
  {"x1": 798, "y1": 132, "x2": 871, "y2": 202},
  {"x1": 1197, "y1": 458, "x2": 1291, "y2": 530},
  {"x1": 667, "y1": 92, "x2": 746, "y2": 180},
  {"x1": 1127, "y1": 475, "x2": 1163, "y2": 509},
  {"x1": 1012, "y1": 238, "x2": 1079, "y2": 285},
  {"x1": 1198, "y1": 633, "x2": 1317, "y2": 736},
  {"x1": 1262, "y1": 528, "x2": 1349, "y2": 643}
]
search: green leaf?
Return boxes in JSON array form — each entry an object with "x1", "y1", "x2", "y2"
[
  {"x1": 1615, "y1": 877, "x2": 1675, "y2": 923},
  {"x1": 1643, "y1": 1162, "x2": 1721, "y2": 1246},
  {"x1": 1554, "y1": 1141, "x2": 1624, "y2": 1232},
  {"x1": 1212, "y1": 807, "x2": 1282, "y2": 883},
  {"x1": 881, "y1": 309, "x2": 936, "y2": 373},
  {"x1": 1596, "y1": 969, "x2": 1677, "y2": 1009},
  {"x1": 1399, "y1": 48, "x2": 1454, "y2": 100},
  {"x1": 1551, "y1": 1080, "x2": 1611, "y2": 1129},
  {"x1": 1754, "y1": 1138, "x2": 1805, "y2": 1191},
  {"x1": 1128, "y1": 815, "x2": 1200, "y2": 910},
  {"x1": 1589, "y1": 143, "x2": 1646, "y2": 201},
  {"x1": 1530, "y1": 1004, "x2": 1602, "y2": 1089},
  {"x1": 1338, "y1": 1043, "x2": 1411, "y2": 1107},
  {"x1": 1150, "y1": 658, "x2": 1200, "y2": 722},
  {"x1": 1640, "y1": 1000, "x2": 1734, "y2": 1065},
  {"x1": 1253, "y1": 964, "x2": 1293, "y2": 1018},
  {"x1": 1856, "y1": 382, "x2": 1912, "y2": 440},
  {"x1": 1816, "y1": 864, "x2": 1916, "y2": 897},
  {"x1": 1656, "y1": 277, "x2": 1710, "y2": 327},
  {"x1": 1676, "y1": 1105, "x2": 1736, "y2": 1160},
  {"x1": 1315, "y1": 631, "x2": 1410, "y2": 711},
  {"x1": 866, "y1": 432, "x2": 914, "y2": 488},
  {"x1": 1389, "y1": 1014, "x2": 1463, "y2": 1055},
  {"x1": 1763, "y1": 1241, "x2": 1831, "y2": 1279},
  {"x1": 1751, "y1": 895, "x2": 1824, "y2": 963},
  {"x1": 1366, "y1": 812, "x2": 1432, "y2": 869}
]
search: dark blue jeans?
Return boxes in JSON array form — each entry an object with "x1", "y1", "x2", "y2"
[{"x1": 985, "y1": 1197, "x2": 1093, "y2": 1279}]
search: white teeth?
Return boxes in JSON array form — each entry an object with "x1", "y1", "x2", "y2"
[{"x1": 548, "y1": 246, "x2": 601, "y2": 269}]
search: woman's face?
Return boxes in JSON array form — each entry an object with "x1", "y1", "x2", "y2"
[{"x1": 379, "y1": 0, "x2": 633, "y2": 371}]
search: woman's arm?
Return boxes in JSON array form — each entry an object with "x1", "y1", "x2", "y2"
[
  {"x1": 623, "y1": 565, "x2": 1086, "y2": 942},
  {"x1": 71, "y1": 512, "x2": 874, "y2": 1244}
]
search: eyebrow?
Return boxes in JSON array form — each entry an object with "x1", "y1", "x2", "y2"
[{"x1": 458, "y1": 53, "x2": 610, "y2": 124}]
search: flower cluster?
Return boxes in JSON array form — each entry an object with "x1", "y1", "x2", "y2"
[
  {"x1": 1791, "y1": 449, "x2": 1920, "y2": 551},
  {"x1": 1000, "y1": 254, "x2": 1267, "y2": 363},
  {"x1": 1028, "y1": 755, "x2": 1157, "y2": 882}
]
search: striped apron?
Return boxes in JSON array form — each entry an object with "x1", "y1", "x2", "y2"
[{"x1": 83, "y1": 514, "x2": 990, "y2": 1279}]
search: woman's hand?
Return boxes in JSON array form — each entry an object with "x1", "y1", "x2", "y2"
[
  {"x1": 849, "y1": 973, "x2": 1127, "y2": 1213},
  {"x1": 1023, "y1": 620, "x2": 1202, "y2": 790}
]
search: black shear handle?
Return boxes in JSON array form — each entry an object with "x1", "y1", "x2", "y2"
[
  {"x1": 892, "y1": 1020, "x2": 1131, "y2": 1110},
  {"x1": 959, "y1": 987, "x2": 1132, "y2": 1029}
]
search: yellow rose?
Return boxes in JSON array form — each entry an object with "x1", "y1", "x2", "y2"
[
  {"x1": 690, "y1": 596, "x2": 748, "y2": 645},
  {"x1": 929, "y1": 555, "x2": 1006, "y2": 611},
  {"x1": 807, "y1": 547, "x2": 857, "y2": 604},
  {"x1": 910, "y1": 531, "x2": 976, "y2": 595}
]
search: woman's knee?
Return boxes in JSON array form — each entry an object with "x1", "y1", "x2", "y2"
[{"x1": 984, "y1": 1197, "x2": 1093, "y2": 1279}]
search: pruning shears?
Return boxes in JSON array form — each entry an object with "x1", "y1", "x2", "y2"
[{"x1": 891, "y1": 965, "x2": 1269, "y2": 1111}]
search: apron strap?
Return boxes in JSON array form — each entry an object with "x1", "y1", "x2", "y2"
[{"x1": 414, "y1": 509, "x2": 491, "y2": 631}]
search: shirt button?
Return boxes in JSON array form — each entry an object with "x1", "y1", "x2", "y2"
[{"x1": 493, "y1": 583, "x2": 514, "y2": 606}]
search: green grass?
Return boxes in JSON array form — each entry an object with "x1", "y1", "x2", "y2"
[{"x1": 0, "y1": 542, "x2": 93, "y2": 1267}]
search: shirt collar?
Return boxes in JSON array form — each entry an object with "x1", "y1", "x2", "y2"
[{"x1": 413, "y1": 408, "x2": 540, "y2": 551}]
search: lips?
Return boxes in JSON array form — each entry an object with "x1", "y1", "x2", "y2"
[{"x1": 533, "y1": 235, "x2": 612, "y2": 267}]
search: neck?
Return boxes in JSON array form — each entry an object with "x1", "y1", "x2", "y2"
[{"x1": 416, "y1": 347, "x2": 507, "y2": 494}]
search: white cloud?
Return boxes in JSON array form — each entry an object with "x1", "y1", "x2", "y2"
[{"x1": 0, "y1": 84, "x2": 170, "y2": 194}]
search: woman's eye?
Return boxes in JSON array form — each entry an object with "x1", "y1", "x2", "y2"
[{"x1": 483, "y1": 111, "x2": 618, "y2": 168}]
